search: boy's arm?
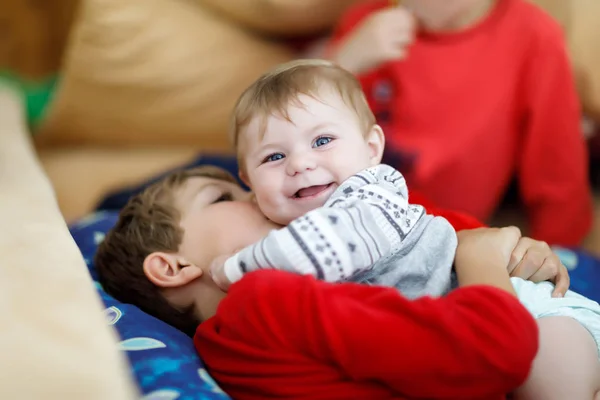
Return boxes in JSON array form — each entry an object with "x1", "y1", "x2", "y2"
[
  {"x1": 519, "y1": 27, "x2": 592, "y2": 246},
  {"x1": 327, "y1": 0, "x2": 388, "y2": 53},
  {"x1": 221, "y1": 166, "x2": 424, "y2": 285},
  {"x1": 214, "y1": 270, "x2": 537, "y2": 398}
]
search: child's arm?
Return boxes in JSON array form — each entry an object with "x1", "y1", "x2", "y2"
[
  {"x1": 212, "y1": 165, "x2": 433, "y2": 289},
  {"x1": 518, "y1": 24, "x2": 592, "y2": 246},
  {"x1": 454, "y1": 227, "x2": 521, "y2": 296},
  {"x1": 327, "y1": 1, "x2": 414, "y2": 75},
  {"x1": 202, "y1": 269, "x2": 538, "y2": 398}
]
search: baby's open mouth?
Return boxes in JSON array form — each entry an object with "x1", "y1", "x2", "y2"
[{"x1": 293, "y1": 183, "x2": 334, "y2": 199}]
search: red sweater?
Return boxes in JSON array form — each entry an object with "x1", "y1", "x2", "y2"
[
  {"x1": 195, "y1": 200, "x2": 536, "y2": 399},
  {"x1": 195, "y1": 271, "x2": 538, "y2": 399},
  {"x1": 330, "y1": 0, "x2": 592, "y2": 246}
]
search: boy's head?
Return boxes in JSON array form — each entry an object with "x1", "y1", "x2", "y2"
[
  {"x1": 231, "y1": 59, "x2": 385, "y2": 225},
  {"x1": 403, "y1": 0, "x2": 495, "y2": 31},
  {"x1": 95, "y1": 166, "x2": 278, "y2": 336}
]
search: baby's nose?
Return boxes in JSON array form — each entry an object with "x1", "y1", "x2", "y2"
[{"x1": 286, "y1": 153, "x2": 317, "y2": 176}]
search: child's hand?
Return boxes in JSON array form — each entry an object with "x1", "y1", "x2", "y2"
[
  {"x1": 209, "y1": 254, "x2": 233, "y2": 292},
  {"x1": 456, "y1": 227, "x2": 522, "y2": 272},
  {"x1": 507, "y1": 237, "x2": 569, "y2": 298},
  {"x1": 332, "y1": 7, "x2": 415, "y2": 75},
  {"x1": 455, "y1": 227, "x2": 522, "y2": 295}
]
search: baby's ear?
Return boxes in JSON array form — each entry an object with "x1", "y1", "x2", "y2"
[
  {"x1": 367, "y1": 124, "x2": 385, "y2": 165},
  {"x1": 143, "y1": 252, "x2": 203, "y2": 288}
]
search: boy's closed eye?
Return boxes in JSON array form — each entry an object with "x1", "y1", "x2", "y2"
[{"x1": 213, "y1": 192, "x2": 233, "y2": 203}]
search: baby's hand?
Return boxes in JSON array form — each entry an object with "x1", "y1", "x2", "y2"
[
  {"x1": 332, "y1": 7, "x2": 415, "y2": 75},
  {"x1": 456, "y1": 227, "x2": 522, "y2": 272},
  {"x1": 507, "y1": 237, "x2": 569, "y2": 298},
  {"x1": 209, "y1": 254, "x2": 233, "y2": 292}
]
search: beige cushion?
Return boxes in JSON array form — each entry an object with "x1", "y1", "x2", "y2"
[
  {"x1": 530, "y1": 0, "x2": 600, "y2": 123},
  {"x1": 39, "y1": 0, "x2": 295, "y2": 149},
  {"x1": 39, "y1": 146, "x2": 198, "y2": 221},
  {"x1": 0, "y1": 89, "x2": 137, "y2": 400}
]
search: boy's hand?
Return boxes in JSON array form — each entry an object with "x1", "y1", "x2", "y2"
[
  {"x1": 455, "y1": 227, "x2": 522, "y2": 295},
  {"x1": 456, "y1": 227, "x2": 522, "y2": 272},
  {"x1": 332, "y1": 7, "x2": 415, "y2": 75},
  {"x1": 209, "y1": 255, "x2": 233, "y2": 292},
  {"x1": 507, "y1": 237, "x2": 569, "y2": 298}
]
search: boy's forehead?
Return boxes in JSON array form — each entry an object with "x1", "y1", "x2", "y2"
[{"x1": 174, "y1": 176, "x2": 230, "y2": 205}]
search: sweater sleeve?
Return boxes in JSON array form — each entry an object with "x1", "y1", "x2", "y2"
[
  {"x1": 224, "y1": 271, "x2": 538, "y2": 399},
  {"x1": 519, "y1": 26, "x2": 592, "y2": 246},
  {"x1": 223, "y1": 166, "x2": 425, "y2": 284}
]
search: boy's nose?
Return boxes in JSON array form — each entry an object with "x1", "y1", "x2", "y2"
[{"x1": 286, "y1": 152, "x2": 317, "y2": 176}]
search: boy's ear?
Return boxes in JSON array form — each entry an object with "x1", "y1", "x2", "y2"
[
  {"x1": 366, "y1": 124, "x2": 385, "y2": 165},
  {"x1": 239, "y1": 169, "x2": 250, "y2": 188},
  {"x1": 143, "y1": 252, "x2": 203, "y2": 288}
]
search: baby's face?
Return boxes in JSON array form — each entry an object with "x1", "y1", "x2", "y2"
[
  {"x1": 240, "y1": 91, "x2": 382, "y2": 225},
  {"x1": 403, "y1": 0, "x2": 491, "y2": 31}
]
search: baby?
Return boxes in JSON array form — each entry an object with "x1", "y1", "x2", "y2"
[{"x1": 211, "y1": 59, "x2": 600, "y2": 399}]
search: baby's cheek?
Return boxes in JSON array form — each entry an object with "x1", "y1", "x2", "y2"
[{"x1": 252, "y1": 190, "x2": 275, "y2": 215}]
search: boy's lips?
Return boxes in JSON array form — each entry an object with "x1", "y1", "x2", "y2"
[{"x1": 292, "y1": 183, "x2": 335, "y2": 200}]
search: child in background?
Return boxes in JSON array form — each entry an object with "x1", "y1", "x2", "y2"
[
  {"x1": 211, "y1": 59, "x2": 600, "y2": 400},
  {"x1": 328, "y1": 0, "x2": 592, "y2": 247}
]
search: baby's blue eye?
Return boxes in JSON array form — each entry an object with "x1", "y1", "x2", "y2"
[
  {"x1": 314, "y1": 136, "x2": 333, "y2": 147},
  {"x1": 264, "y1": 153, "x2": 285, "y2": 163}
]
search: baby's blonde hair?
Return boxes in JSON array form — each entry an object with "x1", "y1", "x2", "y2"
[{"x1": 230, "y1": 59, "x2": 376, "y2": 168}]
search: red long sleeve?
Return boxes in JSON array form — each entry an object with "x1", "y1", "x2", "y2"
[
  {"x1": 328, "y1": 0, "x2": 592, "y2": 246},
  {"x1": 518, "y1": 26, "x2": 592, "y2": 246},
  {"x1": 195, "y1": 270, "x2": 538, "y2": 399}
]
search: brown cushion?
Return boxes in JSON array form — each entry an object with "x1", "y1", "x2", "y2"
[
  {"x1": 39, "y1": 0, "x2": 296, "y2": 149},
  {"x1": 198, "y1": 0, "x2": 362, "y2": 36}
]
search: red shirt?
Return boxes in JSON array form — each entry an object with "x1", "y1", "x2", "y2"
[
  {"x1": 330, "y1": 0, "x2": 592, "y2": 246},
  {"x1": 195, "y1": 271, "x2": 537, "y2": 399}
]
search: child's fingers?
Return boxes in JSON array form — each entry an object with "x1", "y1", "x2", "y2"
[
  {"x1": 510, "y1": 249, "x2": 546, "y2": 280},
  {"x1": 550, "y1": 265, "x2": 570, "y2": 298},
  {"x1": 209, "y1": 257, "x2": 232, "y2": 291}
]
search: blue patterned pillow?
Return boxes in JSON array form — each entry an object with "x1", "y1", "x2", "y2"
[{"x1": 70, "y1": 212, "x2": 231, "y2": 400}]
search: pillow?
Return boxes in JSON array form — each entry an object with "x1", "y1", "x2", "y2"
[
  {"x1": 69, "y1": 212, "x2": 231, "y2": 399},
  {"x1": 529, "y1": 0, "x2": 600, "y2": 123},
  {"x1": 38, "y1": 0, "x2": 295, "y2": 149},
  {"x1": 198, "y1": 0, "x2": 362, "y2": 36}
]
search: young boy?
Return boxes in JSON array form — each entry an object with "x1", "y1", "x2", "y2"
[
  {"x1": 95, "y1": 163, "x2": 544, "y2": 399},
  {"x1": 211, "y1": 59, "x2": 600, "y2": 399},
  {"x1": 328, "y1": 0, "x2": 592, "y2": 247}
]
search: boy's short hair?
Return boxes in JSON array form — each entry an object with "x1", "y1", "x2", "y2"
[
  {"x1": 95, "y1": 166, "x2": 238, "y2": 336},
  {"x1": 230, "y1": 59, "x2": 376, "y2": 167}
]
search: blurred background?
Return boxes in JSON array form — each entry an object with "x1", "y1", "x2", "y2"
[{"x1": 2, "y1": 0, "x2": 600, "y2": 254}]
